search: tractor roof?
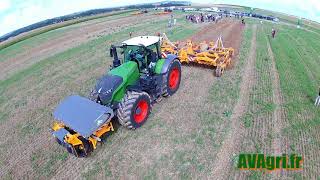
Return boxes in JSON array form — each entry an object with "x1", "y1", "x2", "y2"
[{"x1": 122, "y1": 36, "x2": 161, "y2": 47}]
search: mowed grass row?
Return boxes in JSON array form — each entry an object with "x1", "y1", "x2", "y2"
[
  {"x1": 228, "y1": 24, "x2": 276, "y2": 179},
  {"x1": 242, "y1": 24, "x2": 275, "y2": 143},
  {"x1": 268, "y1": 23, "x2": 320, "y2": 179},
  {"x1": 0, "y1": 27, "x2": 68, "y2": 62},
  {"x1": 0, "y1": 15, "x2": 197, "y2": 179}
]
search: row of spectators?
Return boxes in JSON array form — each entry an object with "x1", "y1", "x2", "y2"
[{"x1": 185, "y1": 13, "x2": 223, "y2": 23}]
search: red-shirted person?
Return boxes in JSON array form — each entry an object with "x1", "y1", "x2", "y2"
[{"x1": 272, "y1": 28, "x2": 276, "y2": 38}]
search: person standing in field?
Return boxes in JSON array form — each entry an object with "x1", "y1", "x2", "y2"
[
  {"x1": 272, "y1": 28, "x2": 276, "y2": 38},
  {"x1": 315, "y1": 87, "x2": 320, "y2": 106}
]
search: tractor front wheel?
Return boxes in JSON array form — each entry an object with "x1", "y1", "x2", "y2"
[
  {"x1": 163, "y1": 59, "x2": 182, "y2": 97},
  {"x1": 117, "y1": 91, "x2": 151, "y2": 129}
]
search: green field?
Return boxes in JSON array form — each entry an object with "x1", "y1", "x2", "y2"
[{"x1": 0, "y1": 8, "x2": 319, "y2": 179}]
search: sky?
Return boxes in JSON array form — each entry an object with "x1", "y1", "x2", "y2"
[{"x1": 0, "y1": 0, "x2": 320, "y2": 36}]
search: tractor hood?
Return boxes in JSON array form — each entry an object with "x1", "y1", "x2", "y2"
[
  {"x1": 53, "y1": 95, "x2": 114, "y2": 138},
  {"x1": 94, "y1": 75, "x2": 123, "y2": 104}
]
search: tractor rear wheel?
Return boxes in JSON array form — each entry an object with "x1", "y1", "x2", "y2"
[
  {"x1": 163, "y1": 59, "x2": 182, "y2": 97},
  {"x1": 117, "y1": 91, "x2": 151, "y2": 129}
]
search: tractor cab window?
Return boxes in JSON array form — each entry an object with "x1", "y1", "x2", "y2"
[
  {"x1": 123, "y1": 43, "x2": 160, "y2": 72},
  {"x1": 123, "y1": 45, "x2": 147, "y2": 70},
  {"x1": 123, "y1": 45, "x2": 139, "y2": 62},
  {"x1": 146, "y1": 44, "x2": 159, "y2": 64}
]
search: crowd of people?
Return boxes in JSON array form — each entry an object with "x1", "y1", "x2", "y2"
[{"x1": 185, "y1": 13, "x2": 222, "y2": 23}]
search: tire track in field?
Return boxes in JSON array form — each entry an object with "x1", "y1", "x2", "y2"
[
  {"x1": 210, "y1": 25, "x2": 257, "y2": 179},
  {"x1": 267, "y1": 37, "x2": 289, "y2": 178},
  {"x1": 267, "y1": 38, "x2": 285, "y2": 155}
]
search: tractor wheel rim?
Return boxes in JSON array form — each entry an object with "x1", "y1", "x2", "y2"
[
  {"x1": 169, "y1": 67, "x2": 180, "y2": 90},
  {"x1": 133, "y1": 100, "x2": 148, "y2": 123}
]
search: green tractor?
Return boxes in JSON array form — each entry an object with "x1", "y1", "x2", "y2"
[{"x1": 52, "y1": 36, "x2": 181, "y2": 157}]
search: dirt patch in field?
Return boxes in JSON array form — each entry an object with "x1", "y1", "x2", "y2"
[
  {"x1": 0, "y1": 13, "x2": 169, "y2": 80},
  {"x1": 175, "y1": 19, "x2": 243, "y2": 57},
  {"x1": 190, "y1": 19, "x2": 243, "y2": 56}
]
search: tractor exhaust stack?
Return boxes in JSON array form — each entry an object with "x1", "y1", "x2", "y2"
[{"x1": 110, "y1": 45, "x2": 121, "y2": 68}]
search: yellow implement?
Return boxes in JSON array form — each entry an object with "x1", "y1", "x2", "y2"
[
  {"x1": 52, "y1": 121, "x2": 114, "y2": 157},
  {"x1": 161, "y1": 33, "x2": 234, "y2": 77}
]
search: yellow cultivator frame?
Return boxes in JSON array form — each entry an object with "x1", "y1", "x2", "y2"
[
  {"x1": 52, "y1": 121, "x2": 114, "y2": 157},
  {"x1": 161, "y1": 33, "x2": 234, "y2": 77}
]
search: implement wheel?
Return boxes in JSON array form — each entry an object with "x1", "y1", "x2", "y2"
[
  {"x1": 117, "y1": 91, "x2": 151, "y2": 129},
  {"x1": 100, "y1": 131, "x2": 113, "y2": 142},
  {"x1": 77, "y1": 137, "x2": 93, "y2": 157},
  {"x1": 163, "y1": 59, "x2": 182, "y2": 97},
  {"x1": 215, "y1": 66, "x2": 224, "y2": 77}
]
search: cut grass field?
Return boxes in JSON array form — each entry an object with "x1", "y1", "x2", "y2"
[
  {"x1": 269, "y1": 22, "x2": 320, "y2": 178},
  {"x1": 0, "y1": 10, "x2": 135, "y2": 51},
  {"x1": 0, "y1": 9, "x2": 320, "y2": 179},
  {"x1": 229, "y1": 19, "x2": 320, "y2": 179},
  {"x1": 0, "y1": 11, "x2": 131, "y2": 60},
  {"x1": 0, "y1": 11, "x2": 177, "y2": 81}
]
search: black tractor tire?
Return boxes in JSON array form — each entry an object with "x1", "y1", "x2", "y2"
[
  {"x1": 117, "y1": 91, "x2": 151, "y2": 129},
  {"x1": 215, "y1": 66, "x2": 224, "y2": 77},
  {"x1": 162, "y1": 59, "x2": 182, "y2": 97}
]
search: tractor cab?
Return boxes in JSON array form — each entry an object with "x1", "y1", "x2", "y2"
[{"x1": 110, "y1": 36, "x2": 162, "y2": 73}]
